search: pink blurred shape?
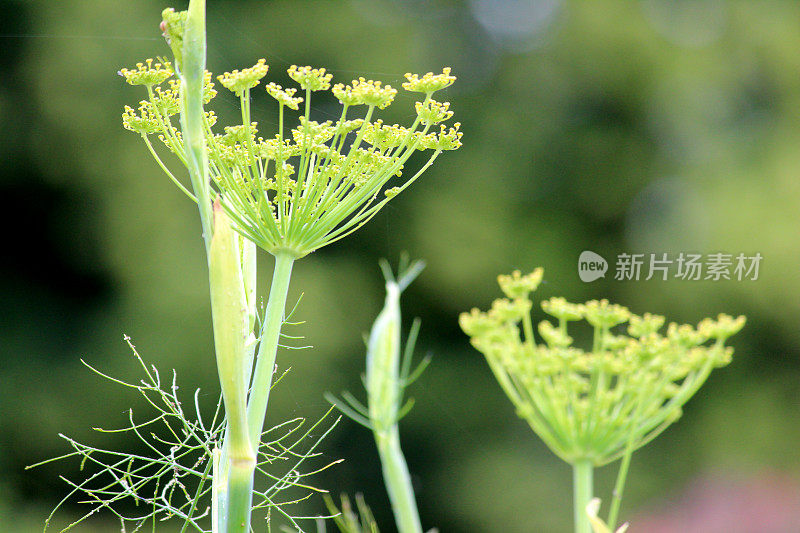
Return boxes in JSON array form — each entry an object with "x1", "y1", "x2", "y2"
[{"x1": 631, "y1": 471, "x2": 800, "y2": 533}]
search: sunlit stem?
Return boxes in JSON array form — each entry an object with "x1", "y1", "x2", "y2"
[
  {"x1": 225, "y1": 455, "x2": 256, "y2": 533},
  {"x1": 246, "y1": 251, "x2": 296, "y2": 451},
  {"x1": 212, "y1": 448, "x2": 226, "y2": 532},
  {"x1": 573, "y1": 460, "x2": 593, "y2": 533},
  {"x1": 209, "y1": 203, "x2": 257, "y2": 533},
  {"x1": 607, "y1": 439, "x2": 634, "y2": 530},
  {"x1": 375, "y1": 427, "x2": 423, "y2": 533},
  {"x1": 181, "y1": 3, "x2": 256, "y2": 532}
]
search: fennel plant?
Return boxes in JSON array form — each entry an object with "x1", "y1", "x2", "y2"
[
  {"x1": 327, "y1": 257, "x2": 432, "y2": 533},
  {"x1": 37, "y1": 1, "x2": 461, "y2": 531},
  {"x1": 460, "y1": 269, "x2": 745, "y2": 533}
]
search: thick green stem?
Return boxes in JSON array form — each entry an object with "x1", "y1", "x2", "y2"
[
  {"x1": 246, "y1": 251, "x2": 295, "y2": 451},
  {"x1": 173, "y1": 2, "x2": 261, "y2": 532},
  {"x1": 225, "y1": 456, "x2": 256, "y2": 533},
  {"x1": 376, "y1": 427, "x2": 423, "y2": 533},
  {"x1": 573, "y1": 460, "x2": 594, "y2": 533}
]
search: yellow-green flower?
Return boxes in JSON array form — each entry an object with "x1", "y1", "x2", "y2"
[
  {"x1": 498, "y1": 269, "x2": 544, "y2": 299},
  {"x1": 122, "y1": 102, "x2": 161, "y2": 134},
  {"x1": 218, "y1": 59, "x2": 269, "y2": 95},
  {"x1": 460, "y1": 268, "x2": 745, "y2": 466},
  {"x1": 422, "y1": 123, "x2": 463, "y2": 151},
  {"x1": 119, "y1": 59, "x2": 173, "y2": 86},
  {"x1": 288, "y1": 65, "x2": 332, "y2": 91},
  {"x1": 121, "y1": 60, "x2": 462, "y2": 258},
  {"x1": 402, "y1": 67, "x2": 456, "y2": 93},
  {"x1": 265, "y1": 82, "x2": 303, "y2": 110},
  {"x1": 415, "y1": 99, "x2": 453, "y2": 125}
]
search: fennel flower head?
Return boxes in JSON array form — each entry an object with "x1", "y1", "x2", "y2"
[
  {"x1": 120, "y1": 51, "x2": 461, "y2": 258},
  {"x1": 459, "y1": 269, "x2": 746, "y2": 466}
]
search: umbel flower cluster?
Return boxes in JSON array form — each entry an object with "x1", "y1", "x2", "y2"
[
  {"x1": 120, "y1": 58, "x2": 461, "y2": 258},
  {"x1": 459, "y1": 269, "x2": 746, "y2": 466}
]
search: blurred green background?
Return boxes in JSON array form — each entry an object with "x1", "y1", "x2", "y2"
[{"x1": 2, "y1": 0, "x2": 800, "y2": 531}]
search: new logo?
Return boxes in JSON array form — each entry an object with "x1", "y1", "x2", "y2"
[{"x1": 578, "y1": 251, "x2": 608, "y2": 282}]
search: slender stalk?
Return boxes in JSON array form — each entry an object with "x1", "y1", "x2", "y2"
[
  {"x1": 246, "y1": 251, "x2": 295, "y2": 451},
  {"x1": 573, "y1": 460, "x2": 593, "y2": 533},
  {"x1": 142, "y1": 135, "x2": 197, "y2": 202},
  {"x1": 607, "y1": 443, "x2": 633, "y2": 530},
  {"x1": 375, "y1": 427, "x2": 423, "y2": 533},
  {"x1": 607, "y1": 396, "x2": 648, "y2": 531}
]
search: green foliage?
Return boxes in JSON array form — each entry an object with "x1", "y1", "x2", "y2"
[
  {"x1": 320, "y1": 494, "x2": 379, "y2": 533},
  {"x1": 27, "y1": 337, "x2": 339, "y2": 532}
]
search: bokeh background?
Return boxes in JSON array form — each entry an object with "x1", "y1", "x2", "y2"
[{"x1": 2, "y1": 0, "x2": 800, "y2": 531}]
